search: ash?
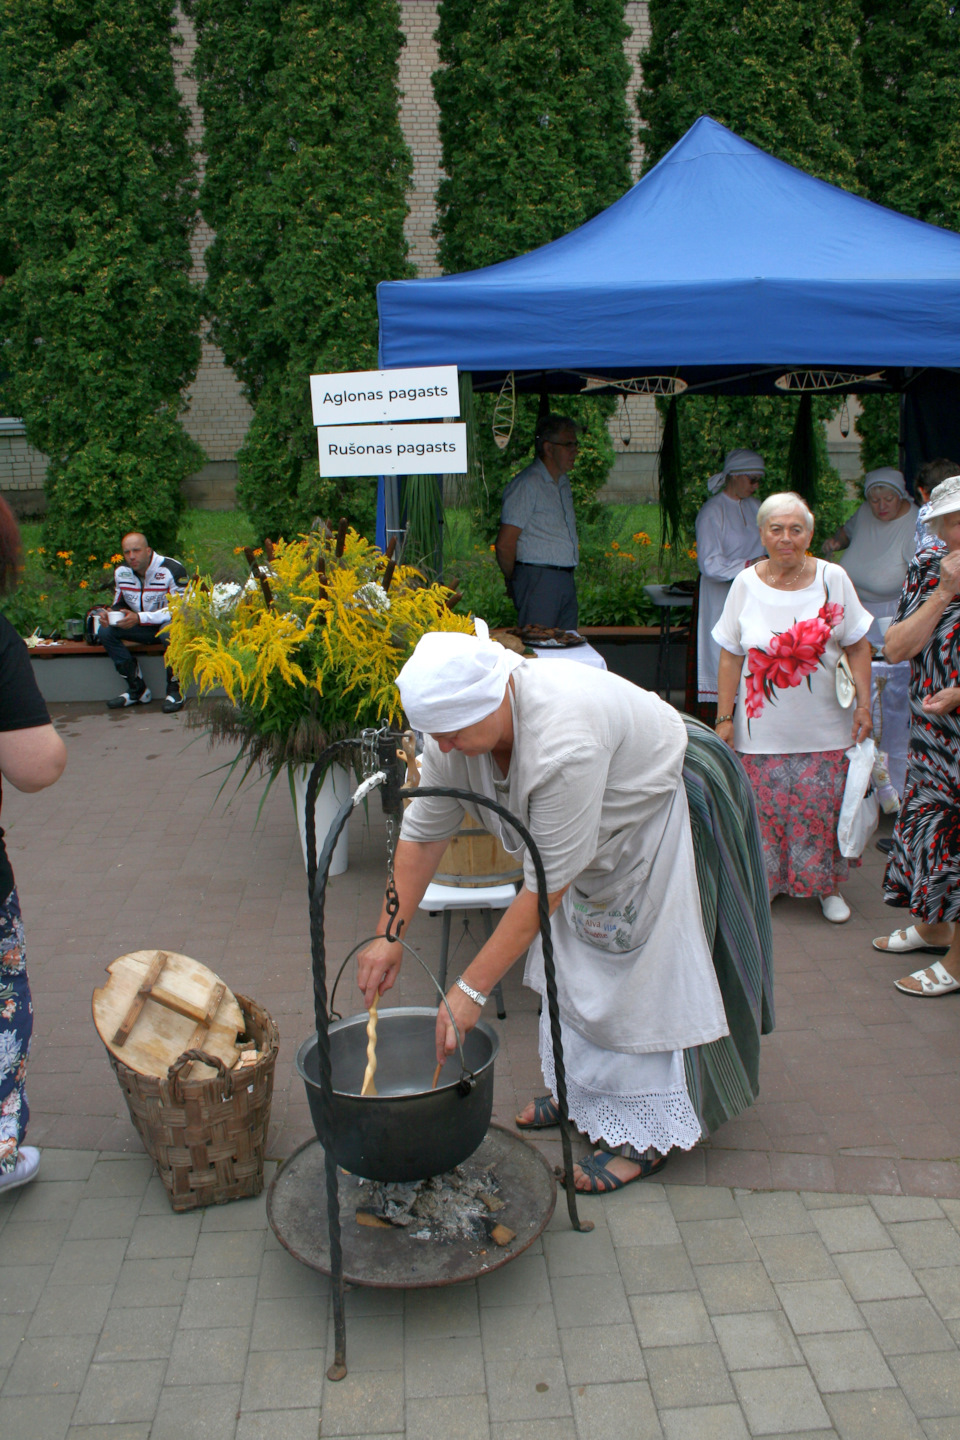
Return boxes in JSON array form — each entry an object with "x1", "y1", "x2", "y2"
[{"x1": 359, "y1": 1166, "x2": 502, "y2": 1241}]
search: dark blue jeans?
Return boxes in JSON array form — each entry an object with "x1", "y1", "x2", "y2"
[{"x1": 97, "y1": 622, "x2": 167, "y2": 674}]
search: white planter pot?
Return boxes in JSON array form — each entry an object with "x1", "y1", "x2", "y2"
[{"x1": 290, "y1": 761, "x2": 351, "y2": 877}]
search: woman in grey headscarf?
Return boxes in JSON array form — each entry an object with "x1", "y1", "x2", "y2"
[
  {"x1": 695, "y1": 450, "x2": 766, "y2": 705},
  {"x1": 823, "y1": 468, "x2": 918, "y2": 645}
]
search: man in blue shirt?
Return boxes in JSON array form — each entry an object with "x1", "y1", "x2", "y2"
[{"x1": 495, "y1": 414, "x2": 580, "y2": 629}]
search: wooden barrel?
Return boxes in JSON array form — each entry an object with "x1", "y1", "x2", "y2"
[{"x1": 434, "y1": 812, "x2": 524, "y2": 888}]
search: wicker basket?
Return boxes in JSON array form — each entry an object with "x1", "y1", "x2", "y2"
[{"x1": 107, "y1": 993, "x2": 279, "y2": 1212}]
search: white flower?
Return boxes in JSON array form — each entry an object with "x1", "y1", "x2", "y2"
[
  {"x1": 355, "y1": 582, "x2": 391, "y2": 613},
  {"x1": 210, "y1": 582, "x2": 243, "y2": 617}
]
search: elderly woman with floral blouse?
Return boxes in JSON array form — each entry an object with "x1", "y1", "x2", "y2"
[{"x1": 713, "y1": 492, "x2": 873, "y2": 923}]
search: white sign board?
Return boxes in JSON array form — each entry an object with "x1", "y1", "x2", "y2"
[
  {"x1": 318, "y1": 423, "x2": 467, "y2": 477},
  {"x1": 310, "y1": 365, "x2": 459, "y2": 426}
]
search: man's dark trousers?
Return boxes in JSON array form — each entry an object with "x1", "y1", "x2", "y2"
[
  {"x1": 97, "y1": 623, "x2": 167, "y2": 678},
  {"x1": 512, "y1": 564, "x2": 578, "y2": 629}
]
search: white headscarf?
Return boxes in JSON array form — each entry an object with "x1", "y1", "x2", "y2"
[
  {"x1": 396, "y1": 618, "x2": 524, "y2": 734},
  {"x1": 707, "y1": 448, "x2": 766, "y2": 495},
  {"x1": 863, "y1": 467, "x2": 906, "y2": 499}
]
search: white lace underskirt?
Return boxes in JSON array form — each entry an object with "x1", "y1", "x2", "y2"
[{"x1": 538, "y1": 1005, "x2": 702, "y2": 1156}]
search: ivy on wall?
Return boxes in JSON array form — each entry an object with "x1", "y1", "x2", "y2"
[
  {"x1": 0, "y1": 0, "x2": 203, "y2": 559},
  {"x1": 189, "y1": 0, "x2": 413, "y2": 543},
  {"x1": 639, "y1": 0, "x2": 863, "y2": 535},
  {"x1": 433, "y1": 0, "x2": 634, "y2": 533},
  {"x1": 855, "y1": 1, "x2": 960, "y2": 475}
]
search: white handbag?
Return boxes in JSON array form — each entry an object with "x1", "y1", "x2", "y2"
[{"x1": 835, "y1": 652, "x2": 856, "y2": 709}]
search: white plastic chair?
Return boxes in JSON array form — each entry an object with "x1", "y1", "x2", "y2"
[{"x1": 418, "y1": 881, "x2": 518, "y2": 1019}]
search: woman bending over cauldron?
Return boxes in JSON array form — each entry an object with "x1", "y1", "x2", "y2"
[
  {"x1": 713, "y1": 492, "x2": 873, "y2": 924},
  {"x1": 356, "y1": 622, "x2": 736, "y2": 1194}
]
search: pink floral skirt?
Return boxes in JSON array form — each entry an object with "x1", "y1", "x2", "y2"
[{"x1": 738, "y1": 749, "x2": 859, "y2": 899}]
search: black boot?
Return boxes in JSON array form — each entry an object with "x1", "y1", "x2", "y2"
[
  {"x1": 107, "y1": 658, "x2": 150, "y2": 709},
  {"x1": 162, "y1": 671, "x2": 184, "y2": 714}
]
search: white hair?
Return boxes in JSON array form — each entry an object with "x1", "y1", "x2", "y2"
[{"x1": 756, "y1": 491, "x2": 814, "y2": 533}]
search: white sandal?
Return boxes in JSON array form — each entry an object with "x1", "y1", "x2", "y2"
[
  {"x1": 895, "y1": 960, "x2": 960, "y2": 997},
  {"x1": 872, "y1": 925, "x2": 948, "y2": 954}
]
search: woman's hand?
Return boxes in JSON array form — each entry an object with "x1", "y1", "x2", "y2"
[
  {"x1": 357, "y1": 936, "x2": 404, "y2": 1008},
  {"x1": 937, "y1": 551, "x2": 960, "y2": 600},
  {"x1": 851, "y1": 704, "x2": 873, "y2": 744},
  {"x1": 435, "y1": 984, "x2": 481, "y2": 1065},
  {"x1": 715, "y1": 719, "x2": 736, "y2": 750},
  {"x1": 922, "y1": 687, "x2": 960, "y2": 716},
  {"x1": 821, "y1": 537, "x2": 841, "y2": 555}
]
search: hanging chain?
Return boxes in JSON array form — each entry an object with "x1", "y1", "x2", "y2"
[{"x1": 362, "y1": 726, "x2": 404, "y2": 943}]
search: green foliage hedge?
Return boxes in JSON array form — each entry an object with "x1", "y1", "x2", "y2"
[
  {"x1": 639, "y1": 0, "x2": 862, "y2": 534},
  {"x1": 0, "y1": 0, "x2": 203, "y2": 559},
  {"x1": 433, "y1": 0, "x2": 632, "y2": 553},
  {"x1": 189, "y1": 0, "x2": 413, "y2": 543},
  {"x1": 434, "y1": 0, "x2": 632, "y2": 275}
]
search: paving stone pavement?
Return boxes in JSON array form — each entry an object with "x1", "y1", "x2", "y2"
[
  {"x1": 12, "y1": 703, "x2": 960, "y2": 1197},
  {"x1": 6, "y1": 1151, "x2": 960, "y2": 1437},
  {"x1": 1, "y1": 702, "x2": 960, "y2": 1435}
]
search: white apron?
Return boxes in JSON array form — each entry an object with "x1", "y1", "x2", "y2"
[
  {"x1": 521, "y1": 780, "x2": 727, "y2": 1055},
  {"x1": 698, "y1": 576, "x2": 734, "y2": 703}
]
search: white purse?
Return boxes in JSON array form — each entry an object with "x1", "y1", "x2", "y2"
[{"x1": 835, "y1": 652, "x2": 856, "y2": 709}]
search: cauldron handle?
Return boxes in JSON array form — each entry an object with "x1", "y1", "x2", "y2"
[{"x1": 327, "y1": 934, "x2": 475, "y2": 1086}]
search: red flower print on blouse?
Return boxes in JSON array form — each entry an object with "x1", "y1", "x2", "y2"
[{"x1": 744, "y1": 598, "x2": 845, "y2": 722}]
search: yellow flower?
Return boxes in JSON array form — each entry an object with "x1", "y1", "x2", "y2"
[
  {"x1": 64, "y1": 558, "x2": 73, "y2": 567},
  {"x1": 102, "y1": 562, "x2": 112, "y2": 569},
  {"x1": 56, "y1": 550, "x2": 70, "y2": 559},
  {"x1": 662, "y1": 542, "x2": 672, "y2": 551},
  {"x1": 610, "y1": 540, "x2": 620, "y2": 550},
  {"x1": 253, "y1": 548, "x2": 263, "y2": 558},
  {"x1": 87, "y1": 554, "x2": 97, "y2": 562},
  {"x1": 37, "y1": 547, "x2": 46, "y2": 555},
  {"x1": 39, "y1": 593, "x2": 47, "y2": 601},
  {"x1": 234, "y1": 546, "x2": 244, "y2": 555},
  {"x1": 79, "y1": 580, "x2": 89, "y2": 589},
  {"x1": 489, "y1": 544, "x2": 495, "y2": 553},
  {"x1": 632, "y1": 532, "x2": 652, "y2": 546},
  {"x1": 687, "y1": 547, "x2": 698, "y2": 560},
  {"x1": 111, "y1": 553, "x2": 123, "y2": 564}
]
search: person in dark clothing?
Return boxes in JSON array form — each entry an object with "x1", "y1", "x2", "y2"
[
  {"x1": 92, "y1": 532, "x2": 187, "y2": 712},
  {"x1": 0, "y1": 497, "x2": 67, "y2": 1193}
]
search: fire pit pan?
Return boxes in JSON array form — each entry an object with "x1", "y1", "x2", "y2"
[{"x1": 296, "y1": 1007, "x2": 500, "y2": 1182}]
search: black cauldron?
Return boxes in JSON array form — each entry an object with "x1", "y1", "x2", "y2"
[{"x1": 296, "y1": 1006, "x2": 500, "y2": 1183}]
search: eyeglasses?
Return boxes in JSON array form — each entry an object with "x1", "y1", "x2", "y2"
[{"x1": 548, "y1": 439, "x2": 579, "y2": 451}]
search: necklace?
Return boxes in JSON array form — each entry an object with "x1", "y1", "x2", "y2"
[{"x1": 764, "y1": 556, "x2": 812, "y2": 590}]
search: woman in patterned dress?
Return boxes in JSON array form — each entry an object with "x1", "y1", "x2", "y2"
[
  {"x1": 0, "y1": 499, "x2": 67, "y2": 1192},
  {"x1": 713, "y1": 493, "x2": 873, "y2": 923},
  {"x1": 873, "y1": 474, "x2": 960, "y2": 995}
]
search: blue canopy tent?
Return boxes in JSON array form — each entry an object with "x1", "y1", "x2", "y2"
[{"x1": 377, "y1": 116, "x2": 960, "y2": 489}]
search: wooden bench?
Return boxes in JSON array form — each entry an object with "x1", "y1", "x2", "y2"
[{"x1": 29, "y1": 639, "x2": 170, "y2": 703}]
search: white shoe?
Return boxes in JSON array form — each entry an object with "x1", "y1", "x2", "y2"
[
  {"x1": 0, "y1": 1145, "x2": 40, "y2": 1195},
  {"x1": 821, "y1": 894, "x2": 851, "y2": 924}
]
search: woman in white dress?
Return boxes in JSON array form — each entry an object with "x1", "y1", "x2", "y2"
[
  {"x1": 695, "y1": 449, "x2": 766, "y2": 704},
  {"x1": 356, "y1": 623, "x2": 729, "y2": 1193},
  {"x1": 822, "y1": 468, "x2": 918, "y2": 645}
]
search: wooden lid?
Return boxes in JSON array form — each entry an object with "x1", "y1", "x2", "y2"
[{"x1": 92, "y1": 949, "x2": 245, "y2": 1081}]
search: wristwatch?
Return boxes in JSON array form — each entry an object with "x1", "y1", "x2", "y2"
[{"x1": 455, "y1": 975, "x2": 488, "y2": 1007}]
